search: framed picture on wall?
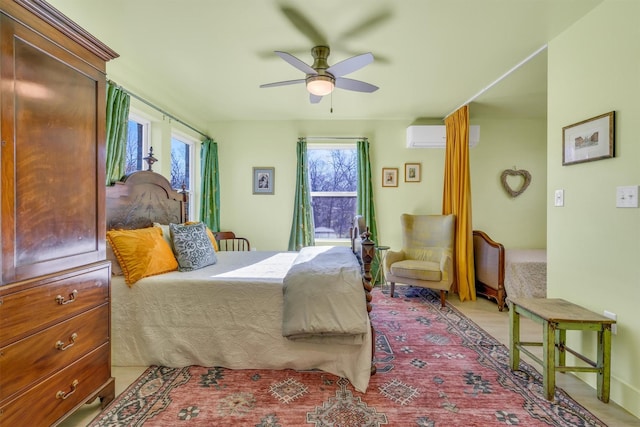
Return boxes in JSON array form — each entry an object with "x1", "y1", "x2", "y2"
[
  {"x1": 404, "y1": 163, "x2": 421, "y2": 182},
  {"x1": 562, "y1": 111, "x2": 615, "y2": 166},
  {"x1": 382, "y1": 167, "x2": 398, "y2": 187},
  {"x1": 253, "y1": 167, "x2": 274, "y2": 194}
]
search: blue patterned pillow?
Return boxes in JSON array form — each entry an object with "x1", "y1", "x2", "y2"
[{"x1": 169, "y1": 222, "x2": 217, "y2": 271}]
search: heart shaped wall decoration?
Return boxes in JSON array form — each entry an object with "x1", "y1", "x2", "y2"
[{"x1": 500, "y1": 168, "x2": 531, "y2": 198}]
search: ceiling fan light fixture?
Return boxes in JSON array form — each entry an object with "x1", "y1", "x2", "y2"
[{"x1": 306, "y1": 75, "x2": 335, "y2": 96}]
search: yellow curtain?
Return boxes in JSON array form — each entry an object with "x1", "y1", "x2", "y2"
[{"x1": 443, "y1": 105, "x2": 476, "y2": 302}]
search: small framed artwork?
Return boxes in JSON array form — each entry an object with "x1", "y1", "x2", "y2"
[
  {"x1": 382, "y1": 167, "x2": 398, "y2": 187},
  {"x1": 562, "y1": 111, "x2": 615, "y2": 166},
  {"x1": 404, "y1": 163, "x2": 421, "y2": 182},
  {"x1": 253, "y1": 167, "x2": 275, "y2": 194}
]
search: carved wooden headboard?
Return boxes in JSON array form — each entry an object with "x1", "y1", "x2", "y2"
[{"x1": 106, "y1": 171, "x2": 187, "y2": 230}]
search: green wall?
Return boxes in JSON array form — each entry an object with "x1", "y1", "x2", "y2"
[
  {"x1": 547, "y1": 0, "x2": 640, "y2": 416},
  {"x1": 203, "y1": 118, "x2": 546, "y2": 253},
  {"x1": 209, "y1": 120, "x2": 444, "y2": 252},
  {"x1": 470, "y1": 118, "x2": 547, "y2": 249},
  {"x1": 125, "y1": 105, "x2": 547, "y2": 256}
]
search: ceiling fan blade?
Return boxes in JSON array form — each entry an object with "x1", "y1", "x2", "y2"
[
  {"x1": 310, "y1": 93, "x2": 323, "y2": 104},
  {"x1": 340, "y1": 48, "x2": 390, "y2": 65},
  {"x1": 260, "y1": 79, "x2": 305, "y2": 88},
  {"x1": 335, "y1": 77, "x2": 379, "y2": 93},
  {"x1": 275, "y1": 51, "x2": 317, "y2": 75},
  {"x1": 338, "y1": 9, "x2": 392, "y2": 41},
  {"x1": 279, "y1": 5, "x2": 327, "y2": 46},
  {"x1": 327, "y1": 53, "x2": 374, "y2": 77}
]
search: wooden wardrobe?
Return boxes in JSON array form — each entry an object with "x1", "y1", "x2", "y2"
[{"x1": 0, "y1": 1, "x2": 118, "y2": 425}]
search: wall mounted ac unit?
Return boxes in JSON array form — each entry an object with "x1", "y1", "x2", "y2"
[{"x1": 406, "y1": 125, "x2": 480, "y2": 148}]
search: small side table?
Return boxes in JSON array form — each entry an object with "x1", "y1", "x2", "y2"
[{"x1": 374, "y1": 245, "x2": 390, "y2": 289}]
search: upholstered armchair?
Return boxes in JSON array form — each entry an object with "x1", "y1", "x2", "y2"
[{"x1": 384, "y1": 214, "x2": 456, "y2": 307}]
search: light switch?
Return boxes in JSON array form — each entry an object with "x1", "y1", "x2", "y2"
[
  {"x1": 616, "y1": 186, "x2": 639, "y2": 208},
  {"x1": 554, "y1": 189, "x2": 564, "y2": 207}
]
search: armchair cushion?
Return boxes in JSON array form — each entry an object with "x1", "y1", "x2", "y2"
[
  {"x1": 390, "y1": 260, "x2": 442, "y2": 282},
  {"x1": 384, "y1": 249, "x2": 405, "y2": 271}
]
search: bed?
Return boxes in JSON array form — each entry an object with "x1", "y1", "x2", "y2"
[
  {"x1": 473, "y1": 230, "x2": 506, "y2": 310},
  {"x1": 503, "y1": 248, "x2": 547, "y2": 301},
  {"x1": 105, "y1": 170, "x2": 376, "y2": 392},
  {"x1": 472, "y1": 230, "x2": 547, "y2": 311}
]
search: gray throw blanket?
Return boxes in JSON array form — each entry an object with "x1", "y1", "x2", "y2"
[{"x1": 282, "y1": 246, "x2": 369, "y2": 344}]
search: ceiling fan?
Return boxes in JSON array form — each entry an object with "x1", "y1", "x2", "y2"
[{"x1": 260, "y1": 45, "x2": 379, "y2": 103}]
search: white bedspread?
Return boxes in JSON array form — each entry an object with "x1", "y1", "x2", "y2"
[
  {"x1": 504, "y1": 249, "x2": 547, "y2": 302},
  {"x1": 283, "y1": 246, "x2": 368, "y2": 344},
  {"x1": 111, "y1": 250, "x2": 372, "y2": 392}
]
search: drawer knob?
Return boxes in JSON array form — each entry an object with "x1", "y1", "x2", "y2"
[
  {"x1": 55, "y1": 289, "x2": 78, "y2": 305},
  {"x1": 56, "y1": 379, "x2": 79, "y2": 400},
  {"x1": 55, "y1": 333, "x2": 78, "y2": 351}
]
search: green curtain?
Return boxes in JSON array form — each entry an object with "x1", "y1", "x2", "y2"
[
  {"x1": 288, "y1": 138, "x2": 315, "y2": 250},
  {"x1": 200, "y1": 138, "x2": 220, "y2": 232},
  {"x1": 357, "y1": 139, "x2": 381, "y2": 282},
  {"x1": 105, "y1": 82, "x2": 130, "y2": 185}
]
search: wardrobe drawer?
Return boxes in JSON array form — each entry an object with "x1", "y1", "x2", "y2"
[
  {"x1": 0, "y1": 267, "x2": 109, "y2": 345},
  {"x1": 0, "y1": 304, "x2": 109, "y2": 401},
  {"x1": 0, "y1": 343, "x2": 110, "y2": 427}
]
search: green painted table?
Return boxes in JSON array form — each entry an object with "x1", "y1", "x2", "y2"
[{"x1": 508, "y1": 298, "x2": 615, "y2": 402}]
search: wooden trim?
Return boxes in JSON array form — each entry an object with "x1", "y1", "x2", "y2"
[{"x1": 1, "y1": 0, "x2": 118, "y2": 69}]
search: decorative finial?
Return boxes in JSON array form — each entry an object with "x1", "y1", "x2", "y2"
[{"x1": 143, "y1": 147, "x2": 158, "y2": 171}]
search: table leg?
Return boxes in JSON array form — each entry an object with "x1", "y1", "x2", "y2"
[
  {"x1": 555, "y1": 328, "x2": 566, "y2": 368},
  {"x1": 373, "y1": 248, "x2": 388, "y2": 290},
  {"x1": 509, "y1": 304, "x2": 520, "y2": 370},
  {"x1": 543, "y1": 321, "x2": 557, "y2": 400},
  {"x1": 598, "y1": 326, "x2": 612, "y2": 403}
]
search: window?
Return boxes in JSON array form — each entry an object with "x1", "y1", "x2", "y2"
[
  {"x1": 125, "y1": 114, "x2": 149, "y2": 174},
  {"x1": 171, "y1": 133, "x2": 195, "y2": 217},
  {"x1": 308, "y1": 144, "x2": 357, "y2": 239}
]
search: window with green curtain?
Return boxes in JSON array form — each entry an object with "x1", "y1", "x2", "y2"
[{"x1": 288, "y1": 137, "x2": 379, "y2": 276}]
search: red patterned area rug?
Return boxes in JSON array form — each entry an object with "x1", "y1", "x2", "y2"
[{"x1": 91, "y1": 287, "x2": 606, "y2": 426}]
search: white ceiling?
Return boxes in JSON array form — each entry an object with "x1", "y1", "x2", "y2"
[{"x1": 47, "y1": 0, "x2": 602, "y2": 128}]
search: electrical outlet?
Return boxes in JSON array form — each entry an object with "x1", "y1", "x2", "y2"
[
  {"x1": 616, "y1": 186, "x2": 639, "y2": 208},
  {"x1": 603, "y1": 310, "x2": 617, "y2": 335},
  {"x1": 554, "y1": 189, "x2": 564, "y2": 207}
]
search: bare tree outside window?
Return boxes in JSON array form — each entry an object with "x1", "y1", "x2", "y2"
[
  {"x1": 171, "y1": 136, "x2": 193, "y2": 218},
  {"x1": 125, "y1": 120, "x2": 144, "y2": 174},
  {"x1": 308, "y1": 146, "x2": 357, "y2": 239},
  {"x1": 170, "y1": 137, "x2": 190, "y2": 190}
]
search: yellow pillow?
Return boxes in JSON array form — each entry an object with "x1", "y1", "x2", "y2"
[
  {"x1": 106, "y1": 227, "x2": 178, "y2": 286},
  {"x1": 185, "y1": 221, "x2": 219, "y2": 251}
]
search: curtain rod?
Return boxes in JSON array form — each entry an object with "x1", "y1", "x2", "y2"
[
  {"x1": 443, "y1": 44, "x2": 548, "y2": 119},
  {"x1": 303, "y1": 136, "x2": 368, "y2": 141},
  {"x1": 108, "y1": 80, "x2": 212, "y2": 141}
]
